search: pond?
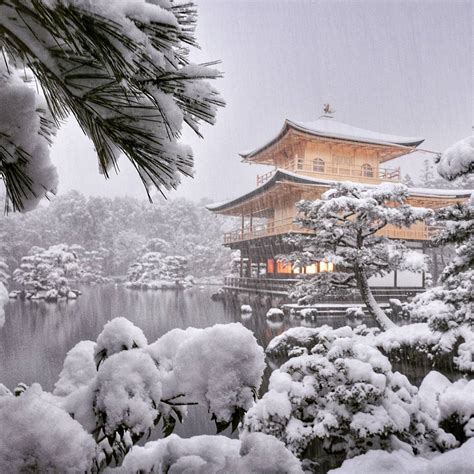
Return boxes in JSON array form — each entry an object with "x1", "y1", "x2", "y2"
[{"x1": 0, "y1": 284, "x2": 365, "y2": 439}]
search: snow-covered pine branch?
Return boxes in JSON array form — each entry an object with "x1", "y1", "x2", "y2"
[
  {"x1": 410, "y1": 136, "x2": 473, "y2": 333},
  {"x1": 287, "y1": 182, "x2": 431, "y2": 330},
  {"x1": 0, "y1": 0, "x2": 224, "y2": 211}
]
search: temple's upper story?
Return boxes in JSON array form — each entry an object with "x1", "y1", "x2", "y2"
[
  {"x1": 208, "y1": 117, "x2": 472, "y2": 246},
  {"x1": 241, "y1": 117, "x2": 425, "y2": 185}
]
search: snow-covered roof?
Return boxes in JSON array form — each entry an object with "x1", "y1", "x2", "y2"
[
  {"x1": 206, "y1": 169, "x2": 472, "y2": 213},
  {"x1": 240, "y1": 117, "x2": 425, "y2": 160}
]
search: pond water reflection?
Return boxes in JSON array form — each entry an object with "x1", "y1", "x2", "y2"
[{"x1": 0, "y1": 284, "x2": 375, "y2": 438}]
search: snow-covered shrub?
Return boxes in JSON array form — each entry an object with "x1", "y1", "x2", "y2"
[
  {"x1": 12, "y1": 244, "x2": 81, "y2": 298},
  {"x1": 94, "y1": 317, "x2": 148, "y2": 368},
  {"x1": 0, "y1": 384, "x2": 96, "y2": 472},
  {"x1": 112, "y1": 432, "x2": 303, "y2": 473},
  {"x1": 125, "y1": 252, "x2": 191, "y2": 289},
  {"x1": 244, "y1": 336, "x2": 446, "y2": 464},
  {"x1": 7, "y1": 317, "x2": 266, "y2": 470},
  {"x1": 330, "y1": 437, "x2": 474, "y2": 474},
  {"x1": 53, "y1": 340, "x2": 96, "y2": 397},
  {"x1": 241, "y1": 304, "x2": 253, "y2": 314},
  {"x1": 146, "y1": 323, "x2": 265, "y2": 429},
  {"x1": 437, "y1": 378, "x2": 474, "y2": 443}
]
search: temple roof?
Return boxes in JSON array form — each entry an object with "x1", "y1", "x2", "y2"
[
  {"x1": 240, "y1": 117, "x2": 425, "y2": 161},
  {"x1": 207, "y1": 169, "x2": 472, "y2": 214}
]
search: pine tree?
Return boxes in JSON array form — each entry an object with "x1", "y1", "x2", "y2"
[
  {"x1": 0, "y1": 1, "x2": 223, "y2": 211},
  {"x1": 287, "y1": 182, "x2": 431, "y2": 330},
  {"x1": 402, "y1": 173, "x2": 415, "y2": 187},
  {"x1": 412, "y1": 137, "x2": 473, "y2": 332}
]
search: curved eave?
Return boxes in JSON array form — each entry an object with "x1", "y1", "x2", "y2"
[
  {"x1": 240, "y1": 119, "x2": 425, "y2": 161},
  {"x1": 206, "y1": 169, "x2": 472, "y2": 214}
]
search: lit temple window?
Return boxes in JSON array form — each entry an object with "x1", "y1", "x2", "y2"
[
  {"x1": 267, "y1": 258, "x2": 274, "y2": 273},
  {"x1": 362, "y1": 163, "x2": 373, "y2": 177},
  {"x1": 320, "y1": 261, "x2": 328, "y2": 272},
  {"x1": 297, "y1": 157, "x2": 305, "y2": 170},
  {"x1": 277, "y1": 260, "x2": 292, "y2": 274},
  {"x1": 305, "y1": 263, "x2": 318, "y2": 274},
  {"x1": 313, "y1": 158, "x2": 325, "y2": 173}
]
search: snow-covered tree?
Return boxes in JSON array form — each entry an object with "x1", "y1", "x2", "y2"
[
  {"x1": 411, "y1": 136, "x2": 473, "y2": 333},
  {"x1": 402, "y1": 173, "x2": 415, "y2": 187},
  {"x1": 420, "y1": 158, "x2": 437, "y2": 188},
  {"x1": 126, "y1": 251, "x2": 191, "y2": 289},
  {"x1": 288, "y1": 182, "x2": 431, "y2": 329},
  {"x1": 12, "y1": 244, "x2": 81, "y2": 299},
  {"x1": 0, "y1": 0, "x2": 223, "y2": 212}
]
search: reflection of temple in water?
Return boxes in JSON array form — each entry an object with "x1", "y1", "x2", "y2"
[{"x1": 208, "y1": 117, "x2": 471, "y2": 297}]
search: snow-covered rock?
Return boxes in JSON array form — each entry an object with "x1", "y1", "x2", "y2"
[
  {"x1": 241, "y1": 304, "x2": 252, "y2": 313},
  {"x1": 266, "y1": 307, "x2": 284, "y2": 318}
]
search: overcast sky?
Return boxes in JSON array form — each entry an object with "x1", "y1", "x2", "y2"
[{"x1": 51, "y1": 0, "x2": 472, "y2": 204}]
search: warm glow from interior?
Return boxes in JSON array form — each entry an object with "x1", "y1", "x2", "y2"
[
  {"x1": 277, "y1": 260, "x2": 292, "y2": 274},
  {"x1": 305, "y1": 263, "x2": 318, "y2": 274},
  {"x1": 267, "y1": 259, "x2": 274, "y2": 273}
]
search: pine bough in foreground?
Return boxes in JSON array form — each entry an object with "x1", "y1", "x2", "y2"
[{"x1": 0, "y1": 0, "x2": 223, "y2": 212}]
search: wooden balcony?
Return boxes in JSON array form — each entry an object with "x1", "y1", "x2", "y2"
[
  {"x1": 224, "y1": 216, "x2": 434, "y2": 244},
  {"x1": 256, "y1": 163, "x2": 401, "y2": 186}
]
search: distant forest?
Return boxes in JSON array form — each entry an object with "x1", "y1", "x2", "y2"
[{"x1": 0, "y1": 191, "x2": 232, "y2": 279}]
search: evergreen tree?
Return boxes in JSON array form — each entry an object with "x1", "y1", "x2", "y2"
[
  {"x1": 412, "y1": 136, "x2": 473, "y2": 332},
  {"x1": 287, "y1": 182, "x2": 431, "y2": 330},
  {"x1": 420, "y1": 158, "x2": 437, "y2": 188},
  {"x1": 402, "y1": 173, "x2": 415, "y2": 187},
  {"x1": 0, "y1": 1, "x2": 223, "y2": 211}
]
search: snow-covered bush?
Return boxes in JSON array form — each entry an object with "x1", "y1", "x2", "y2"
[
  {"x1": 112, "y1": 432, "x2": 303, "y2": 473},
  {"x1": 248, "y1": 328, "x2": 452, "y2": 467},
  {"x1": 0, "y1": 384, "x2": 96, "y2": 472},
  {"x1": 1, "y1": 317, "x2": 266, "y2": 470},
  {"x1": 125, "y1": 252, "x2": 192, "y2": 289},
  {"x1": 12, "y1": 244, "x2": 81, "y2": 299},
  {"x1": 330, "y1": 437, "x2": 474, "y2": 474}
]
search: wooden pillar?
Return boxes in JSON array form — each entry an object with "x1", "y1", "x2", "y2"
[
  {"x1": 241, "y1": 212, "x2": 244, "y2": 239},
  {"x1": 250, "y1": 209, "x2": 253, "y2": 233},
  {"x1": 239, "y1": 257, "x2": 243, "y2": 278}
]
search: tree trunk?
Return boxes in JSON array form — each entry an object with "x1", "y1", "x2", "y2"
[{"x1": 354, "y1": 265, "x2": 396, "y2": 330}]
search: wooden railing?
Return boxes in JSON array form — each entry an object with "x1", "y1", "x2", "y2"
[
  {"x1": 223, "y1": 216, "x2": 313, "y2": 244},
  {"x1": 223, "y1": 216, "x2": 437, "y2": 244},
  {"x1": 256, "y1": 163, "x2": 401, "y2": 186}
]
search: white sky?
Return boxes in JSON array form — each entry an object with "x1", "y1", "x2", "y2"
[{"x1": 51, "y1": 0, "x2": 472, "y2": 203}]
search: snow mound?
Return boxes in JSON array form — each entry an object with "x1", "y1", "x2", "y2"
[
  {"x1": 114, "y1": 432, "x2": 303, "y2": 473},
  {"x1": 241, "y1": 304, "x2": 252, "y2": 313},
  {"x1": 330, "y1": 437, "x2": 474, "y2": 474}
]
